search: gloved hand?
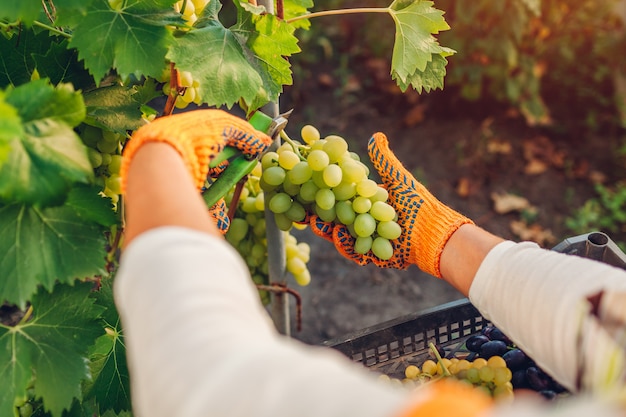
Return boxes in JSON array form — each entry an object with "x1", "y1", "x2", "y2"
[
  {"x1": 120, "y1": 109, "x2": 273, "y2": 232},
  {"x1": 311, "y1": 132, "x2": 474, "y2": 278}
]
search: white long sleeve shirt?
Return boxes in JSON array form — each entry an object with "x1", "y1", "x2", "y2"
[{"x1": 114, "y1": 227, "x2": 626, "y2": 417}]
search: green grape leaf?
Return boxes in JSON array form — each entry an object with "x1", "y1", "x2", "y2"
[
  {"x1": 0, "y1": 0, "x2": 42, "y2": 24},
  {"x1": 0, "y1": 80, "x2": 91, "y2": 206},
  {"x1": 233, "y1": 11, "x2": 301, "y2": 111},
  {"x1": 389, "y1": 0, "x2": 452, "y2": 86},
  {"x1": 69, "y1": 1, "x2": 182, "y2": 84},
  {"x1": 0, "y1": 282, "x2": 104, "y2": 417},
  {"x1": 0, "y1": 91, "x2": 22, "y2": 164},
  {"x1": 65, "y1": 184, "x2": 119, "y2": 228},
  {"x1": 283, "y1": 0, "x2": 314, "y2": 30},
  {"x1": 83, "y1": 85, "x2": 145, "y2": 134},
  {"x1": 86, "y1": 281, "x2": 131, "y2": 413},
  {"x1": 0, "y1": 203, "x2": 107, "y2": 308},
  {"x1": 52, "y1": 0, "x2": 96, "y2": 26},
  {"x1": 32, "y1": 40, "x2": 95, "y2": 90},
  {"x1": 393, "y1": 50, "x2": 452, "y2": 93},
  {"x1": 0, "y1": 29, "x2": 55, "y2": 88},
  {"x1": 168, "y1": 1, "x2": 263, "y2": 109}
]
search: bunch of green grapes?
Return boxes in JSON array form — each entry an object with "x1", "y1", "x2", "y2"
[
  {"x1": 174, "y1": 0, "x2": 210, "y2": 26},
  {"x1": 80, "y1": 125, "x2": 124, "y2": 207},
  {"x1": 397, "y1": 355, "x2": 514, "y2": 400},
  {"x1": 160, "y1": 69, "x2": 203, "y2": 109},
  {"x1": 225, "y1": 164, "x2": 312, "y2": 302},
  {"x1": 260, "y1": 125, "x2": 402, "y2": 261}
]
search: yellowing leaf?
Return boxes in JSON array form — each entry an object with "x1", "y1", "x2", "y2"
[{"x1": 491, "y1": 192, "x2": 532, "y2": 214}]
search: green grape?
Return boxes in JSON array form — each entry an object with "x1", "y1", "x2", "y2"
[
  {"x1": 18, "y1": 402, "x2": 33, "y2": 417},
  {"x1": 332, "y1": 182, "x2": 357, "y2": 201},
  {"x1": 261, "y1": 151, "x2": 279, "y2": 169},
  {"x1": 101, "y1": 153, "x2": 112, "y2": 166},
  {"x1": 311, "y1": 139, "x2": 327, "y2": 151},
  {"x1": 282, "y1": 175, "x2": 300, "y2": 196},
  {"x1": 254, "y1": 193, "x2": 265, "y2": 211},
  {"x1": 259, "y1": 176, "x2": 276, "y2": 192},
  {"x1": 278, "y1": 150, "x2": 300, "y2": 170},
  {"x1": 341, "y1": 160, "x2": 366, "y2": 183},
  {"x1": 307, "y1": 149, "x2": 330, "y2": 171},
  {"x1": 315, "y1": 188, "x2": 335, "y2": 210},
  {"x1": 101, "y1": 129, "x2": 121, "y2": 144},
  {"x1": 352, "y1": 196, "x2": 372, "y2": 214},
  {"x1": 371, "y1": 187, "x2": 389, "y2": 203},
  {"x1": 376, "y1": 221, "x2": 402, "y2": 240},
  {"x1": 108, "y1": 154, "x2": 123, "y2": 174},
  {"x1": 241, "y1": 196, "x2": 257, "y2": 213},
  {"x1": 81, "y1": 124, "x2": 102, "y2": 147},
  {"x1": 301, "y1": 124, "x2": 320, "y2": 144},
  {"x1": 285, "y1": 201, "x2": 306, "y2": 222},
  {"x1": 263, "y1": 166, "x2": 286, "y2": 186},
  {"x1": 356, "y1": 179, "x2": 378, "y2": 198},
  {"x1": 466, "y1": 368, "x2": 480, "y2": 384},
  {"x1": 372, "y1": 237, "x2": 393, "y2": 260},
  {"x1": 336, "y1": 200, "x2": 356, "y2": 225},
  {"x1": 322, "y1": 164, "x2": 342, "y2": 187},
  {"x1": 87, "y1": 148, "x2": 103, "y2": 168},
  {"x1": 253, "y1": 218, "x2": 266, "y2": 237},
  {"x1": 323, "y1": 135, "x2": 349, "y2": 163},
  {"x1": 269, "y1": 193, "x2": 292, "y2": 213},
  {"x1": 478, "y1": 366, "x2": 495, "y2": 383},
  {"x1": 354, "y1": 236, "x2": 373, "y2": 254},
  {"x1": 299, "y1": 180, "x2": 319, "y2": 202},
  {"x1": 226, "y1": 218, "x2": 249, "y2": 243},
  {"x1": 105, "y1": 174, "x2": 122, "y2": 195},
  {"x1": 354, "y1": 213, "x2": 376, "y2": 237},
  {"x1": 288, "y1": 161, "x2": 313, "y2": 184},
  {"x1": 370, "y1": 201, "x2": 396, "y2": 222},
  {"x1": 287, "y1": 256, "x2": 306, "y2": 275},
  {"x1": 251, "y1": 242, "x2": 266, "y2": 259},
  {"x1": 493, "y1": 367, "x2": 512, "y2": 386},
  {"x1": 245, "y1": 213, "x2": 258, "y2": 227},
  {"x1": 294, "y1": 269, "x2": 311, "y2": 286},
  {"x1": 97, "y1": 138, "x2": 118, "y2": 154},
  {"x1": 315, "y1": 205, "x2": 336, "y2": 222},
  {"x1": 273, "y1": 212, "x2": 293, "y2": 231},
  {"x1": 297, "y1": 242, "x2": 310, "y2": 262}
]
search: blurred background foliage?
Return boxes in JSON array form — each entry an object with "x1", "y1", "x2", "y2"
[{"x1": 290, "y1": 0, "x2": 626, "y2": 133}]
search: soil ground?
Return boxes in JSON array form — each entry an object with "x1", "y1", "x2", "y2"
[{"x1": 275, "y1": 60, "x2": 626, "y2": 345}]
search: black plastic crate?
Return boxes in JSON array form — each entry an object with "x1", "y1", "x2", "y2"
[{"x1": 325, "y1": 232, "x2": 626, "y2": 379}]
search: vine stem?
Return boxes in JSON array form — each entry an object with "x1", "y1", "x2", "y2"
[
  {"x1": 286, "y1": 7, "x2": 389, "y2": 24},
  {"x1": 32, "y1": 20, "x2": 70, "y2": 38}
]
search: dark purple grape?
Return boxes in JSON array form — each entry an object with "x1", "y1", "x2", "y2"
[
  {"x1": 487, "y1": 327, "x2": 512, "y2": 345},
  {"x1": 502, "y1": 348, "x2": 529, "y2": 370},
  {"x1": 481, "y1": 326, "x2": 495, "y2": 339},
  {"x1": 479, "y1": 340, "x2": 508, "y2": 358},
  {"x1": 526, "y1": 366, "x2": 552, "y2": 391},
  {"x1": 465, "y1": 335, "x2": 490, "y2": 352},
  {"x1": 539, "y1": 390, "x2": 557, "y2": 400},
  {"x1": 512, "y1": 369, "x2": 530, "y2": 389}
]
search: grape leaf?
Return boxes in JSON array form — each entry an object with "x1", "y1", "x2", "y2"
[
  {"x1": 53, "y1": 0, "x2": 96, "y2": 25},
  {"x1": 32, "y1": 40, "x2": 95, "y2": 90},
  {"x1": 0, "y1": 282, "x2": 104, "y2": 417},
  {"x1": 389, "y1": 0, "x2": 452, "y2": 87},
  {"x1": 86, "y1": 281, "x2": 131, "y2": 413},
  {"x1": 0, "y1": 29, "x2": 55, "y2": 88},
  {"x1": 168, "y1": 1, "x2": 263, "y2": 109},
  {"x1": 83, "y1": 85, "x2": 145, "y2": 134},
  {"x1": 0, "y1": 0, "x2": 42, "y2": 24},
  {"x1": 283, "y1": 0, "x2": 313, "y2": 30},
  {"x1": 69, "y1": 1, "x2": 182, "y2": 84},
  {"x1": 233, "y1": 11, "x2": 301, "y2": 112},
  {"x1": 0, "y1": 91, "x2": 22, "y2": 164},
  {"x1": 393, "y1": 50, "x2": 452, "y2": 93},
  {"x1": 0, "y1": 202, "x2": 108, "y2": 308},
  {"x1": 0, "y1": 80, "x2": 91, "y2": 206},
  {"x1": 65, "y1": 184, "x2": 119, "y2": 228}
]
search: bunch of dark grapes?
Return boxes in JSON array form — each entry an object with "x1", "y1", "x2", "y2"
[{"x1": 465, "y1": 326, "x2": 568, "y2": 400}]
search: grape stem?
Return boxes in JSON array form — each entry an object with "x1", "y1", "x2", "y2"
[
  {"x1": 279, "y1": 130, "x2": 306, "y2": 161},
  {"x1": 286, "y1": 7, "x2": 389, "y2": 24},
  {"x1": 429, "y1": 342, "x2": 451, "y2": 377}
]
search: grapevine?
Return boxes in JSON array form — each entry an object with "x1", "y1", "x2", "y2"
[{"x1": 0, "y1": 0, "x2": 453, "y2": 415}]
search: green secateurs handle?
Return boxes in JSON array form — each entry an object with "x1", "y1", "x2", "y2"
[{"x1": 202, "y1": 110, "x2": 290, "y2": 208}]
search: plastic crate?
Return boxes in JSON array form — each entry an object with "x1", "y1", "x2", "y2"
[{"x1": 324, "y1": 232, "x2": 626, "y2": 379}]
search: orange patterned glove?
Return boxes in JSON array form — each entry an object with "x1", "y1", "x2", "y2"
[
  {"x1": 120, "y1": 109, "x2": 272, "y2": 233},
  {"x1": 311, "y1": 132, "x2": 473, "y2": 277}
]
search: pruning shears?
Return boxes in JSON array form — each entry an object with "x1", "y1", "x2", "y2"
[{"x1": 202, "y1": 110, "x2": 292, "y2": 208}]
